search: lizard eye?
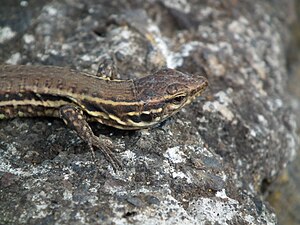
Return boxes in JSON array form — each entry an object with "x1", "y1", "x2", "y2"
[{"x1": 171, "y1": 95, "x2": 186, "y2": 105}]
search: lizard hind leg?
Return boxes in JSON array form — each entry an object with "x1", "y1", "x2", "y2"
[{"x1": 59, "y1": 105, "x2": 122, "y2": 171}]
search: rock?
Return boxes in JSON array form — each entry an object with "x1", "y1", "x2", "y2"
[{"x1": 0, "y1": 0, "x2": 298, "y2": 224}]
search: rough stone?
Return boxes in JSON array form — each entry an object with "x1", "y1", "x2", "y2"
[{"x1": 0, "y1": 0, "x2": 298, "y2": 224}]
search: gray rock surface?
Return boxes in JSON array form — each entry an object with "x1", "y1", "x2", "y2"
[
  {"x1": 267, "y1": 13, "x2": 300, "y2": 224},
  {"x1": 0, "y1": 0, "x2": 298, "y2": 224}
]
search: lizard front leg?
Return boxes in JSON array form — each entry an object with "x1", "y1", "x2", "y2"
[{"x1": 59, "y1": 105, "x2": 122, "y2": 171}]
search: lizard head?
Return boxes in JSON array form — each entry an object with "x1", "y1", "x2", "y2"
[{"x1": 125, "y1": 68, "x2": 208, "y2": 128}]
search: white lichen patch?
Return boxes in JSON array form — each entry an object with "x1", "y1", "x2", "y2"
[
  {"x1": 0, "y1": 26, "x2": 16, "y2": 43},
  {"x1": 111, "y1": 194, "x2": 198, "y2": 225},
  {"x1": 172, "y1": 171, "x2": 192, "y2": 183},
  {"x1": 257, "y1": 114, "x2": 268, "y2": 127},
  {"x1": 245, "y1": 214, "x2": 255, "y2": 224},
  {"x1": 186, "y1": 145, "x2": 214, "y2": 158},
  {"x1": 43, "y1": 5, "x2": 58, "y2": 16},
  {"x1": 188, "y1": 196, "x2": 240, "y2": 225},
  {"x1": 165, "y1": 41, "x2": 204, "y2": 69},
  {"x1": 161, "y1": 158, "x2": 193, "y2": 183},
  {"x1": 63, "y1": 190, "x2": 73, "y2": 200},
  {"x1": 164, "y1": 146, "x2": 186, "y2": 163},
  {"x1": 81, "y1": 54, "x2": 92, "y2": 61},
  {"x1": 203, "y1": 90, "x2": 234, "y2": 121},
  {"x1": 267, "y1": 98, "x2": 283, "y2": 111},
  {"x1": 121, "y1": 150, "x2": 136, "y2": 162},
  {"x1": 74, "y1": 211, "x2": 87, "y2": 224},
  {"x1": 228, "y1": 16, "x2": 250, "y2": 34},
  {"x1": 109, "y1": 28, "x2": 145, "y2": 65},
  {"x1": 249, "y1": 129, "x2": 257, "y2": 137},
  {"x1": 23, "y1": 34, "x2": 35, "y2": 44},
  {"x1": 163, "y1": 0, "x2": 191, "y2": 13},
  {"x1": 5, "y1": 52, "x2": 21, "y2": 64},
  {"x1": 20, "y1": 1, "x2": 29, "y2": 7}
]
